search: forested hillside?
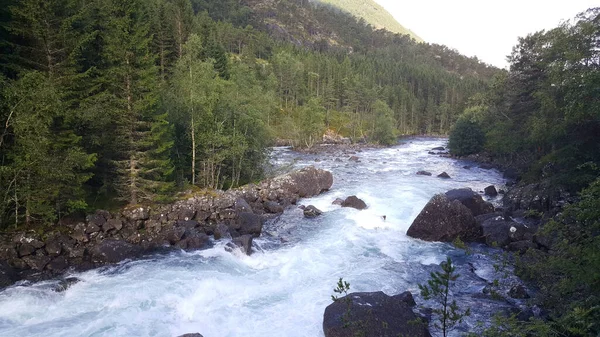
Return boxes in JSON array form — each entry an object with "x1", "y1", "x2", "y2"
[
  {"x1": 313, "y1": 0, "x2": 422, "y2": 42},
  {"x1": 0, "y1": 0, "x2": 496, "y2": 227}
]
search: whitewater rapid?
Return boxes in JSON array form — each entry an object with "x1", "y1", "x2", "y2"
[{"x1": 0, "y1": 138, "x2": 515, "y2": 337}]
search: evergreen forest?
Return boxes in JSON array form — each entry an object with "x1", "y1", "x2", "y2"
[{"x1": 0, "y1": 0, "x2": 496, "y2": 227}]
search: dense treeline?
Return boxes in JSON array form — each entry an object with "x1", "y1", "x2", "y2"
[
  {"x1": 449, "y1": 8, "x2": 600, "y2": 336},
  {"x1": 0, "y1": 0, "x2": 493, "y2": 227}
]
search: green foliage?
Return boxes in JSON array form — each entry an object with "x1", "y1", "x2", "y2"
[
  {"x1": 0, "y1": 0, "x2": 496, "y2": 227},
  {"x1": 419, "y1": 257, "x2": 470, "y2": 337},
  {"x1": 517, "y1": 178, "x2": 600, "y2": 336},
  {"x1": 448, "y1": 117, "x2": 485, "y2": 156},
  {"x1": 331, "y1": 277, "x2": 353, "y2": 328}
]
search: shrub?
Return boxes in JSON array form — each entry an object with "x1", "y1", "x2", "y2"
[{"x1": 448, "y1": 117, "x2": 485, "y2": 156}]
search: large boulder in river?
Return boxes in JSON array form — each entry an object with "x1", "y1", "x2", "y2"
[
  {"x1": 407, "y1": 194, "x2": 480, "y2": 242},
  {"x1": 90, "y1": 239, "x2": 145, "y2": 264},
  {"x1": 260, "y1": 166, "x2": 333, "y2": 202},
  {"x1": 445, "y1": 188, "x2": 494, "y2": 216},
  {"x1": 341, "y1": 196, "x2": 367, "y2": 210},
  {"x1": 323, "y1": 291, "x2": 431, "y2": 337},
  {"x1": 236, "y1": 212, "x2": 264, "y2": 237},
  {"x1": 304, "y1": 205, "x2": 323, "y2": 218},
  {"x1": 480, "y1": 217, "x2": 536, "y2": 249}
]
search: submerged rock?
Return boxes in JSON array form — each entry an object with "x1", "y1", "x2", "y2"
[
  {"x1": 484, "y1": 185, "x2": 498, "y2": 197},
  {"x1": 407, "y1": 194, "x2": 480, "y2": 242},
  {"x1": 304, "y1": 205, "x2": 323, "y2": 218},
  {"x1": 416, "y1": 170, "x2": 432, "y2": 176},
  {"x1": 437, "y1": 172, "x2": 451, "y2": 179},
  {"x1": 323, "y1": 291, "x2": 431, "y2": 337},
  {"x1": 341, "y1": 196, "x2": 367, "y2": 210}
]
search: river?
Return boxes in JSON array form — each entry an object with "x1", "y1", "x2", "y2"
[{"x1": 0, "y1": 138, "x2": 520, "y2": 337}]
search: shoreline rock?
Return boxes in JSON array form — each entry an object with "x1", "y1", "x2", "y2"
[{"x1": 0, "y1": 166, "x2": 333, "y2": 289}]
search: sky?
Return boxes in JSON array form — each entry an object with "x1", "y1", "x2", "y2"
[{"x1": 374, "y1": 0, "x2": 598, "y2": 68}]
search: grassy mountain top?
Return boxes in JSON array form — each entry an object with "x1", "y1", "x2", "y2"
[{"x1": 314, "y1": 0, "x2": 422, "y2": 42}]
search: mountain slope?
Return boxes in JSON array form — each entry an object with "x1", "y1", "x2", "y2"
[{"x1": 314, "y1": 0, "x2": 422, "y2": 42}]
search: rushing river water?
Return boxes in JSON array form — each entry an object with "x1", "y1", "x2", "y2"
[{"x1": 0, "y1": 138, "x2": 522, "y2": 337}]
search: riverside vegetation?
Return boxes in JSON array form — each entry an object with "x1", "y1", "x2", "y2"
[
  {"x1": 0, "y1": 0, "x2": 496, "y2": 229},
  {"x1": 448, "y1": 7, "x2": 600, "y2": 337}
]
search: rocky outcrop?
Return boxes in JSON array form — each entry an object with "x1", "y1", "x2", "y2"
[
  {"x1": 323, "y1": 291, "x2": 431, "y2": 337},
  {"x1": 503, "y1": 181, "x2": 570, "y2": 216},
  {"x1": 303, "y1": 205, "x2": 323, "y2": 218},
  {"x1": 341, "y1": 196, "x2": 367, "y2": 210},
  {"x1": 0, "y1": 166, "x2": 333, "y2": 288},
  {"x1": 445, "y1": 188, "x2": 494, "y2": 216},
  {"x1": 407, "y1": 194, "x2": 480, "y2": 242}
]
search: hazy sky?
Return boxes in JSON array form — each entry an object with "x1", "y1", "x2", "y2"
[{"x1": 374, "y1": 0, "x2": 598, "y2": 68}]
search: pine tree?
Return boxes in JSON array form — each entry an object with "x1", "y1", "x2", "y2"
[{"x1": 102, "y1": 0, "x2": 174, "y2": 204}]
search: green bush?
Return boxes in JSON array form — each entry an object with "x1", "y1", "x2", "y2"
[{"x1": 448, "y1": 118, "x2": 485, "y2": 156}]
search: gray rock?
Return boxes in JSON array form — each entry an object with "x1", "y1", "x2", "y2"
[
  {"x1": 44, "y1": 240, "x2": 62, "y2": 256},
  {"x1": 123, "y1": 207, "x2": 150, "y2": 221},
  {"x1": 508, "y1": 284, "x2": 530, "y2": 299},
  {"x1": 22, "y1": 254, "x2": 52, "y2": 270},
  {"x1": 432, "y1": 146, "x2": 445, "y2": 151},
  {"x1": 416, "y1": 171, "x2": 432, "y2": 176},
  {"x1": 177, "y1": 334, "x2": 204, "y2": 337},
  {"x1": 341, "y1": 196, "x2": 367, "y2": 210},
  {"x1": 213, "y1": 223, "x2": 230, "y2": 240},
  {"x1": 234, "y1": 198, "x2": 253, "y2": 213},
  {"x1": 17, "y1": 243, "x2": 37, "y2": 257},
  {"x1": 407, "y1": 194, "x2": 480, "y2": 242},
  {"x1": 103, "y1": 218, "x2": 123, "y2": 232},
  {"x1": 303, "y1": 205, "x2": 323, "y2": 218},
  {"x1": 484, "y1": 185, "x2": 498, "y2": 197},
  {"x1": 445, "y1": 188, "x2": 494, "y2": 216},
  {"x1": 232, "y1": 234, "x2": 253, "y2": 255},
  {"x1": 85, "y1": 223, "x2": 101, "y2": 234},
  {"x1": 264, "y1": 201, "x2": 284, "y2": 214},
  {"x1": 54, "y1": 277, "x2": 80, "y2": 292},
  {"x1": 237, "y1": 212, "x2": 263, "y2": 237},
  {"x1": 437, "y1": 172, "x2": 451, "y2": 179},
  {"x1": 89, "y1": 240, "x2": 144, "y2": 264},
  {"x1": 323, "y1": 291, "x2": 431, "y2": 337},
  {"x1": 0, "y1": 261, "x2": 18, "y2": 288},
  {"x1": 46, "y1": 256, "x2": 69, "y2": 271}
]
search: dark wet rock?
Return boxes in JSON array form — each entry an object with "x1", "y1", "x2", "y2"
[
  {"x1": 237, "y1": 212, "x2": 263, "y2": 237},
  {"x1": 264, "y1": 201, "x2": 284, "y2": 214},
  {"x1": 44, "y1": 239, "x2": 62, "y2": 256},
  {"x1": 332, "y1": 198, "x2": 344, "y2": 205},
  {"x1": 0, "y1": 261, "x2": 18, "y2": 288},
  {"x1": 232, "y1": 234, "x2": 253, "y2": 255},
  {"x1": 86, "y1": 212, "x2": 107, "y2": 229},
  {"x1": 407, "y1": 194, "x2": 480, "y2": 242},
  {"x1": 177, "y1": 334, "x2": 204, "y2": 337},
  {"x1": 508, "y1": 285, "x2": 530, "y2": 299},
  {"x1": 303, "y1": 205, "x2": 323, "y2": 218},
  {"x1": 85, "y1": 223, "x2": 101, "y2": 234},
  {"x1": 445, "y1": 188, "x2": 494, "y2": 216},
  {"x1": 341, "y1": 196, "x2": 367, "y2": 210},
  {"x1": 54, "y1": 277, "x2": 80, "y2": 292},
  {"x1": 22, "y1": 254, "x2": 52, "y2": 270},
  {"x1": 71, "y1": 223, "x2": 89, "y2": 243},
  {"x1": 484, "y1": 185, "x2": 498, "y2": 197},
  {"x1": 164, "y1": 227, "x2": 186, "y2": 245},
  {"x1": 90, "y1": 240, "x2": 144, "y2": 264},
  {"x1": 18, "y1": 243, "x2": 37, "y2": 257},
  {"x1": 46, "y1": 256, "x2": 69, "y2": 271},
  {"x1": 481, "y1": 219, "x2": 534, "y2": 248},
  {"x1": 103, "y1": 218, "x2": 123, "y2": 232},
  {"x1": 213, "y1": 223, "x2": 230, "y2": 240},
  {"x1": 176, "y1": 229, "x2": 209, "y2": 250},
  {"x1": 503, "y1": 181, "x2": 570, "y2": 214},
  {"x1": 323, "y1": 291, "x2": 431, "y2": 337},
  {"x1": 234, "y1": 198, "x2": 253, "y2": 214},
  {"x1": 479, "y1": 163, "x2": 494, "y2": 170},
  {"x1": 349, "y1": 156, "x2": 360, "y2": 162},
  {"x1": 507, "y1": 240, "x2": 538, "y2": 253},
  {"x1": 463, "y1": 165, "x2": 472, "y2": 169},
  {"x1": 13, "y1": 233, "x2": 45, "y2": 249},
  {"x1": 437, "y1": 172, "x2": 451, "y2": 179},
  {"x1": 416, "y1": 171, "x2": 432, "y2": 176},
  {"x1": 432, "y1": 146, "x2": 445, "y2": 151}
]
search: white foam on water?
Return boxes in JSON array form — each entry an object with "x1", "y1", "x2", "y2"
[{"x1": 0, "y1": 138, "x2": 510, "y2": 337}]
